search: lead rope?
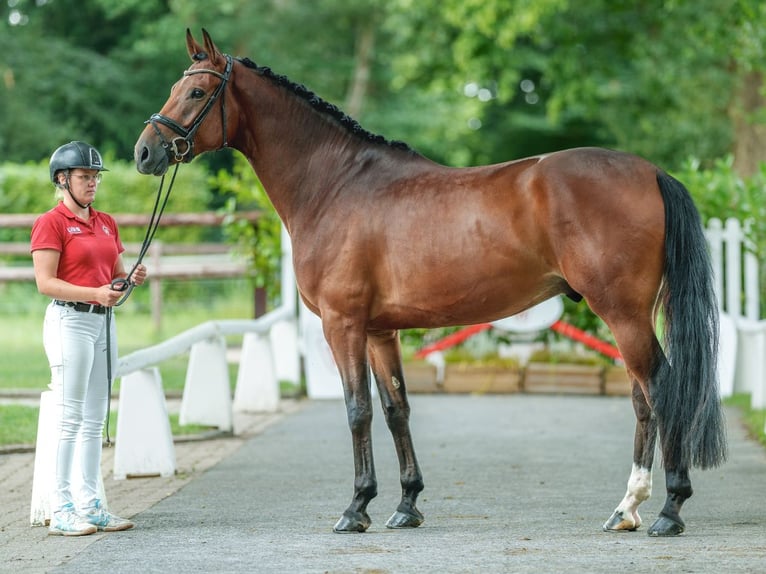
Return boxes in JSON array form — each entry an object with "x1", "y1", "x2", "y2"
[
  {"x1": 105, "y1": 307, "x2": 115, "y2": 446},
  {"x1": 103, "y1": 163, "x2": 179, "y2": 446}
]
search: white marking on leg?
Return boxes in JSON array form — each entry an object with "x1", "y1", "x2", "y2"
[{"x1": 613, "y1": 464, "x2": 652, "y2": 529}]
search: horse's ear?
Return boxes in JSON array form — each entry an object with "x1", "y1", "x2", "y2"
[
  {"x1": 201, "y1": 28, "x2": 222, "y2": 65},
  {"x1": 186, "y1": 28, "x2": 204, "y2": 61}
]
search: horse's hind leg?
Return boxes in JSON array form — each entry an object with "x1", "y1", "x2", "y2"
[
  {"x1": 603, "y1": 375, "x2": 658, "y2": 532},
  {"x1": 602, "y1": 325, "x2": 694, "y2": 537},
  {"x1": 592, "y1": 312, "x2": 662, "y2": 533},
  {"x1": 645, "y1": 350, "x2": 694, "y2": 536},
  {"x1": 648, "y1": 467, "x2": 692, "y2": 536},
  {"x1": 367, "y1": 329, "x2": 425, "y2": 528}
]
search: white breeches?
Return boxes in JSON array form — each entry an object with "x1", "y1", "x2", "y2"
[{"x1": 43, "y1": 302, "x2": 117, "y2": 512}]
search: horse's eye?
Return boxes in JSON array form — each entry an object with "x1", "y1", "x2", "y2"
[{"x1": 190, "y1": 88, "x2": 205, "y2": 99}]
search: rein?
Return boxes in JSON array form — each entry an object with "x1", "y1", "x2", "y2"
[
  {"x1": 145, "y1": 54, "x2": 233, "y2": 162},
  {"x1": 111, "y1": 163, "x2": 179, "y2": 306},
  {"x1": 103, "y1": 162, "x2": 180, "y2": 446}
]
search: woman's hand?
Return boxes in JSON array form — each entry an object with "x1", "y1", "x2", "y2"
[
  {"x1": 130, "y1": 264, "x2": 148, "y2": 286},
  {"x1": 97, "y1": 284, "x2": 128, "y2": 307}
]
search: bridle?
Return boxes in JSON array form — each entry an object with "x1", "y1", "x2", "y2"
[
  {"x1": 134, "y1": 53, "x2": 234, "y2": 298},
  {"x1": 145, "y1": 53, "x2": 234, "y2": 162},
  {"x1": 122, "y1": 53, "x2": 233, "y2": 311}
]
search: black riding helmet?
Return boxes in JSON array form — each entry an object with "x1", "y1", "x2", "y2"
[{"x1": 49, "y1": 141, "x2": 109, "y2": 184}]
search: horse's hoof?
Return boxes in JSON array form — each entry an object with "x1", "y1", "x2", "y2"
[
  {"x1": 602, "y1": 510, "x2": 639, "y2": 532},
  {"x1": 333, "y1": 511, "x2": 371, "y2": 533},
  {"x1": 647, "y1": 515, "x2": 685, "y2": 537},
  {"x1": 386, "y1": 508, "x2": 424, "y2": 529}
]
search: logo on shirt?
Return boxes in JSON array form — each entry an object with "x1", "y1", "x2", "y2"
[
  {"x1": 67, "y1": 226, "x2": 82, "y2": 234},
  {"x1": 102, "y1": 225, "x2": 111, "y2": 236}
]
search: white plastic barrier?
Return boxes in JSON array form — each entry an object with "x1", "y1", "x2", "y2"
[
  {"x1": 299, "y1": 300, "x2": 343, "y2": 399},
  {"x1": 718, "y1": 312, "x2": 737, "y2": 398},
  {"x1": 233, "y1": 331, "x2": 279, "y2": 413},
  {"x1": 733, "y1": 319, "x2": 763, "y2": 398},
  {"x1": 735, "y1": 319, "x2": 766, "y2": 409},
  {"x1": 179, "y1": 335, "x2": 233, "y2": 431},
  {"x1": 298, "y1": 302, "x2": 380, "y2": 400},
  {"x1": 270, "y1": 319, "x2": 300, "y2": 385},
  {"x1": 113, "y1": 368, "x2": 176, "y2": 480},
  {"x1": 30, "y1": 390, "x2": 108, "y2": 526}
]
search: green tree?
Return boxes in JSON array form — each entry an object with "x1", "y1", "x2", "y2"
[
  {"x1": 0, "y1": 0, "x2": 184, "y2": 163},
  {"x1": 386, "y1": 0, "x2": 766, "y2": 172}
]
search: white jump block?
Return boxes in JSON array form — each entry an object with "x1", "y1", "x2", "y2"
[
  {"x1": 271, "y1": 319, "x2": 300, "y2": 385},
  {"x1": 300, "y1": 302, "x2": 343, "y2": 399},
  {"x1": 717, "y1": 312, "x2": 737, "y2": 398},
  {"x1": 233, "y1": 332, "x2": 280, "y2": 413},
  {"x1": 743, "y1": 320, "x2": 766, "y2": 410},
  {"x1": 30, "y1": 391, "x2": 108, "y2": 526},
  {"x1": 734, "y1": 319, "x2": 766, "y2": 409},
  {"x1": 113, "y1": 368, "x2": 176, "y2": 480},
  {"x1": 180, "y1": 335, "x2": 233, "y2": 431}
]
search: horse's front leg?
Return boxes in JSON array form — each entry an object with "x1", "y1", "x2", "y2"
[
  {"x1": 604, "y1": 380, "x2": 657, "y2": 532},
  {"x1": 323, "y1": 314, "x2": 377, "y2": 533},
  {"x1": 368, "y1": 329, "x2": 425, "y2": 529}
]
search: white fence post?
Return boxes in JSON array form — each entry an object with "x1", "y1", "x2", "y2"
[
  {"x1": 233, "y1": 332, "x2": 280, "y2": 413},
  {"x1": 300, "y1": 299, "x2": 343, "y2": 399},
  {"x1": 706, "y1": 218, "x2": 724, "y2": 311},
  {"x1": 743, "y1": 220, "x2": 760, "y2": 321},
  {"x1": 180, "y1": 335, "x2": 233, "y2": 431},
  {"x1": 113, "y1": 368, "x2": 176, "y2": 480},
  {"x1": 724, "y1": 218, "x2": 743, "y2": 318},
  {"x1": 753, "y1": 330, "x2": 766, "y2": 409},
  {"x1": 707, "y1": 217, "x2": 764, "y2": 405}
]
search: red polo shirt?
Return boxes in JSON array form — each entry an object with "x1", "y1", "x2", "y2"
[{"x1": 30, "y1": 202, "x2": 125, "y2": 288}]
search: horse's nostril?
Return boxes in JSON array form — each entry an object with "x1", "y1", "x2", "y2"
[{"x1": 140, "y1": 147, "x2": 149, "y2": 162}]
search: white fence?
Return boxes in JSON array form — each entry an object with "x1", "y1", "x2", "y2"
[
  {"x1": 705, "y1": 218, "x2": 759, "y2": 320},
  {"x1": 704, "y1": 218, "x2": 765, "y2": 412}
]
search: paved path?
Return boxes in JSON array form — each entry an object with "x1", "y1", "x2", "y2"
[{"x1": 2, "y1": 395, "x2": 765, "y2": 573}]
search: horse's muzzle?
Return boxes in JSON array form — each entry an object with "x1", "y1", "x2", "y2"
[{"x1": 134, "y1": 138, "x2": 170, "y2": 176}]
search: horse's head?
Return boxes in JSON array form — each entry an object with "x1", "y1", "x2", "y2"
[{"x1": 135, "y1": 29, "x2": 237, "y2": 176}]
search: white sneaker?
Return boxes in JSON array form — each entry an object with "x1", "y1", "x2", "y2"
[
  {"x1": 81, "y1": 499, "x2": 134, "y2": 532},
  {"x1": 48, "y1": 503, "x2": 97, "y2": 536}
]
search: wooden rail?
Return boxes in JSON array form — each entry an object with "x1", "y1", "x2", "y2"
[
  {"x1": 0, "y1": 211, "x2": 261, "y2": 329},
  {"x1": 0, "y1": 211, "x2": 261, "y2": 228},
  {"x1": 0, "y1": 243, "x2": 245, "y2": 282}
]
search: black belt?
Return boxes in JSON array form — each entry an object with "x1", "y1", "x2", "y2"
[{"x1": 53, "y1": 300, "x2": 107, "y2": 314}]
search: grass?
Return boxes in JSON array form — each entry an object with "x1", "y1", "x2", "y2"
[
  {"x1": 0, "y1": 406, "x2": 217, "y2": 446},
  {"x1": 724, "y1": 394, "x2": 766, "y2": 449},
  {"x1": 0, "y1": 404, "x2": 41, "y2": 445}
]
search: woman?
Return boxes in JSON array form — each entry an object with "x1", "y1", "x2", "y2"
[{"x1": 31, "y1": 141, "x2": 147, "y2": 536}]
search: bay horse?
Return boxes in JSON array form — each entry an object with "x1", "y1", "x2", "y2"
[{"x1": 135, "y1": 29, "x2": 726, "y2": 537}]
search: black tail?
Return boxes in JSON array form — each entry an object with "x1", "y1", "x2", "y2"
[{"x1": 653, "y1": 171, "x2": 727, "y2": 469}]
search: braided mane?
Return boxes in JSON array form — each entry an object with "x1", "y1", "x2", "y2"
[{"x1": 238, "y1": 57, "x2": 413, "y2": 153}]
